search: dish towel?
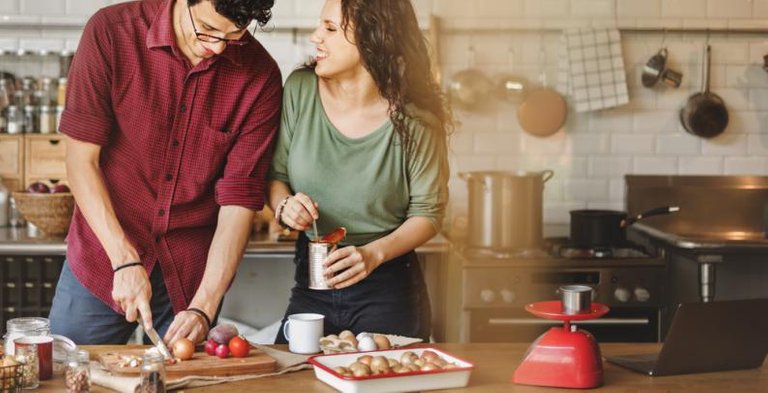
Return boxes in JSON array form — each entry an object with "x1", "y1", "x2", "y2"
[
  {"x1": 557, "y1": 28, "x2": 629, "y2": 112},
  {"x1": 90, "y1": 344, "x2": 312, "y2": 393}
]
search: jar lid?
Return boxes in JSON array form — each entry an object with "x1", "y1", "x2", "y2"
[{"x1": 6, "y1": 317, "x2": 50, "y2": 333}]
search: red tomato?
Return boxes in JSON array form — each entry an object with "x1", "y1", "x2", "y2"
[
  {"x1": 204, "y1": 339, "x2": 218, "y2": 356},
  {"x1": 228, "y1": 336, "x2": 250, "y2": 358},
  {"x1": 215, "y1": 343, "x2": 230, "y2": 359}
]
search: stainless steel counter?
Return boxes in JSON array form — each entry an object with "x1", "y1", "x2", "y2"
[{"x1": 0, "y1": 227, "x2": 449, "y2": 256}]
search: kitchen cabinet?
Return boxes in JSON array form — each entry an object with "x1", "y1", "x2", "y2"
[
  {"x1": 0, "y1": 134, "x2": 23, "y2": 192},
  {"x1": 0, "y1": 134, "x2": 68, "y2": 191},
  {"x1": 0, "y1": 254, "x2": 64, "y2": 329},
  {"x1": 23, "y1": 134, "x2": 67, "y2": 188}
]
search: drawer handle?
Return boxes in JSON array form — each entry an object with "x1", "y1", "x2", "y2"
[
  {"x1": 49, "y1": 139, "x2": 61, "y2": 146},
  {"x1": 6, "y1": 283, "x2": 15, "y2": 288}
]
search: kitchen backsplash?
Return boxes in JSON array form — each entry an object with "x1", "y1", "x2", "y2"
[{"x1": 1, "y1": 0, "x2": 767, "y2": 226}]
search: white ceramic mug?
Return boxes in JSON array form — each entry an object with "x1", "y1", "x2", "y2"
[{"x1": 283, "y1": 313, "x2": 324, "y2": 354}]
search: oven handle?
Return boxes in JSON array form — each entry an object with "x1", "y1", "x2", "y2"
[{"x1": 488, "y1": 318, "x2": 650, "y2": 326}]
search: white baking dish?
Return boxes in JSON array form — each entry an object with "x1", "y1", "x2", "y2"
[{"x1": 308, "y1": 347, "x2": 474, "y2": 393}]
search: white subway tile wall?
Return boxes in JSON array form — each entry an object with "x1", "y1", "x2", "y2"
[{"x1": 0, "y1": 0, "x2": 766, "y2": 225}]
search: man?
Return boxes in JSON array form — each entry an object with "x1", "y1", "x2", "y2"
[{"x1": 50, "y1": 0, "x2": 281, "y2": 345}]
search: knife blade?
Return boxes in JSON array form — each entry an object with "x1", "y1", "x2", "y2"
[{"x1": 138, "y1": 315, "x2": 173, "y2": 360}]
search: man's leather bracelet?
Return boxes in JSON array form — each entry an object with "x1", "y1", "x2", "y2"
[
  {"x1": 113, "y1": 262, "x2": 143, "y2": 273},
  {"x1": 187, "y1": 307, "x2": 212, "y2": 330}
]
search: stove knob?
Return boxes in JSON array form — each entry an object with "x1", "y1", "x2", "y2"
[
  {"x1": 614, "y1": 287, "x2": 631, "y2": 303},
  {"x1": 500, "y1": 289, "x2": 516, "y2": 304},
  {"x1": 480, "y1": 289, "x2": 496, "y2": 304},
  {"x1": 634, "y1": 287, "x2": 651, "y2": 302}
]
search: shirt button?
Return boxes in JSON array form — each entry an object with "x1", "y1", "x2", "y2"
[
  {"x1": 172, "y1": 139, "x2": 180, "y2": 147},
  {"x1": 158, "y1": 209, "x2": 165, "y2": 217},
  {"x1": 180, "y1": 104, "x2": 187, "y2": 113},
  {"x1": 165, "y1": 174, "x2": 172, "y2": 181},
  {"x1": 155, "y1": 236, "x2": 160, "y2": 243}
]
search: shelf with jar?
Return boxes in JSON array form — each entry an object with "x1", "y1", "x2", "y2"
[{"x1": 0, "y1": 49, "x2": 72, "y2": 136}]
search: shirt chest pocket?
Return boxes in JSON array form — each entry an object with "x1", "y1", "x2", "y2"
[{"x1": 181, "y1": 125, "x2": 240, "y2": 187}]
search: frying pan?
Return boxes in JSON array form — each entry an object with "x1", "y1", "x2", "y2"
[
  {"x1": 679, "y1": 45, "x2": 728, "y2": 138},
  {"x1": 517, "y1": 73, "x2": 567, "y2": 137}
]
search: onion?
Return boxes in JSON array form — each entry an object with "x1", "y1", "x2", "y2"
[{"x1": 171, "y1": 338, "x2": 195, "y2": 360}]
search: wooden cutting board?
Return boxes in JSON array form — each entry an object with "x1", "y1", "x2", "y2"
[{"x1": 99, "y1": 348, "x2": 277, "y2": 378}]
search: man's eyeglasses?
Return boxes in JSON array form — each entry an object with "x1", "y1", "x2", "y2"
[{"x1": 187, "y1": 5, "x2": 247, "y2": 46}]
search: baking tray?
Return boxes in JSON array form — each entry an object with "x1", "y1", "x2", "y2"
[{"x1": 308, "y1": 347, "x2": 474, "y2": 393}]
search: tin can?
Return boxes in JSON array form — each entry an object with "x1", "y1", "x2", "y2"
[{"x1": 308, "y1": 241, "x2": 333, "y2": 290}]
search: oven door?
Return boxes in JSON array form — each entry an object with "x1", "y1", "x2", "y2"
[{"x1": 469, "y1": 307, "x2": 660, "y2": 343}]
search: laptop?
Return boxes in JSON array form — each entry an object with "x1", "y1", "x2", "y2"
[{"x1": 606, "y1": 298, "x2": 768, "y2": 376}]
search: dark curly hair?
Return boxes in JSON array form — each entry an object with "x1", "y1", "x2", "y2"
[
  {"x1": 188, "y1": 0, "x2": 274, "y2": 29},
  {"x1": 333, "y1": 0, "x2": 453, "y2": 155}
]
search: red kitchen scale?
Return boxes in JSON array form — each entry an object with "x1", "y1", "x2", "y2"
[{"x1": 513, "y1": 300, "x2": 610, "y2": 389}]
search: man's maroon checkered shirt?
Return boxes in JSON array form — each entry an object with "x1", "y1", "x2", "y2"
[{"x1": 59, "y1": 0, "x2": 282, "y2": 314}]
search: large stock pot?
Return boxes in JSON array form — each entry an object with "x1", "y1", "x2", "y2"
[{"x1": 459, "y1": 170, "x2": 554, "y2": 250}]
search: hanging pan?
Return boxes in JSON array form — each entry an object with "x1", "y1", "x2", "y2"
[{"x1": 679, "y1": 44, "x2": 728, "y2": 138}]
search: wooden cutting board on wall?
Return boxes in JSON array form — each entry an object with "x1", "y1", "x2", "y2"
[{"x1": 99, "y1": 348, "x2": 277, "y2": 378}]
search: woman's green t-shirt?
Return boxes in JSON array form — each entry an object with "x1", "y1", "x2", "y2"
[{"x1": 269, "y1": 69, "x2": 448, "y2": 246}]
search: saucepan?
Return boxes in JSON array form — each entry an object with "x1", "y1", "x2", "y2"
[
  {"x1": 680, "y1": 44, "x2": 728, "y2": 138},
  {"x1": 570, "y1": 206, "x2": 680, "y2": 248}
]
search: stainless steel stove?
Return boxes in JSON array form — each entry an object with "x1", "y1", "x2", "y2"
[{"x1": 447, "y1": 239, "x2": 665, "y2": 343}]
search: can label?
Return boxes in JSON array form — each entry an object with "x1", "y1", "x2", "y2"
[{"x1": 308, "y1": 241, "x2": 333, "y2": 290}]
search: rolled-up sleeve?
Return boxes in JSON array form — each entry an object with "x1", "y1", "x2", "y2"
[
  {"x1": 216, "y1": 66, "x2": 282, "y2": 210},
  {"x1": 406, "y1": 121, "x2": 450, "y2": 232},
  {"x1": 58, "y1": 10, "x2": 114, "y2": 145}
]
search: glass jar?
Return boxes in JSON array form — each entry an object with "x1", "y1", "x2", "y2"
[
  {"x1": 3, "y1": 317, "x2": 51, "y2": 356},
  {"x1": 57, "y1": 77, "x2": 67, "y2": 107},
  {"x1": 23, "y1": 104, "x2": 36, "y2": 133},
  {"x1": 138, "y1": 352, "x2": 166, "y2": 393},
  {"x1": 65, "y1": 349, "x2": 90, "y2": 393},
  {"x1": 15, "y1": 343, "x2": 39, "y2": 389},
  {"x1": 39, "y1": 105, "x2": 54, "y2": 134},
  {"x1": 6, "y1": 105, "x2": 21, "y2": 134}
]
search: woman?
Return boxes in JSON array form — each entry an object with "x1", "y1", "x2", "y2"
[{"x1": 268, "y1": 0, "x2": 451, "y2": 342}]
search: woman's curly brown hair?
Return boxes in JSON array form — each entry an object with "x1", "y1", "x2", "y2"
[
  {"x1": 188, "y1": 0, "x2": 274, "y2": 29},
  {"x1": 338, "y1": 0, "x2": 453, "y2": 155}
]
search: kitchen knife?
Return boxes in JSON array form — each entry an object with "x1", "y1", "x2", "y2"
[{"x1": 137, "y1": 315, "x2": 172, "y2": 360}]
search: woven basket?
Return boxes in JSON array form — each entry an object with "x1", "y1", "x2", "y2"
[{"x1": 11, "y1": 192, "x2": 75, "y2": 236}]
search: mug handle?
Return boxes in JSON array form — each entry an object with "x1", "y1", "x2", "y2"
[{"x1": 282, "y1": 320, "x2": 291, "y2": 341}]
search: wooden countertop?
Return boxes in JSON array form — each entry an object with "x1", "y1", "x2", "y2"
[{"x1": 36, "y1": 343, "x2": 767, "y2": 392}]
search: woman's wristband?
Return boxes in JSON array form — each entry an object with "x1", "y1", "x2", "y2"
[
  {"x1": 187, "y1": 307, "x2": 212, "y2": 330},
  {"x1": 274, "y1": 195, "x2": 291, "y2": 227},
  {"x1": 113, "y1": 261, "x2": 143, "y2": 274}
]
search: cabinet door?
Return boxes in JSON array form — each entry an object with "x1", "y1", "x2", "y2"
[
  {"x1": 24, "y1": 135, "x2": 67, "y2": 187},
  {"x1": 0, "y1": 135, "x2": 23, "y2": 181}
]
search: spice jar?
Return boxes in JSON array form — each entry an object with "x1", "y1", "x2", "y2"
[
  {"x1": 39, "y1": 105, "x2": 55, "y2": 134},
  {"x1": 139, "y1": 352, "x2": 166, "y2": 393},
  {"x1": 15, "y1": 343, "x2": 39, "y2": 389},
  {"x1": 6, "y1": 105, "x2": 21, "y2": 134},
  {"x1": 65, "y1": 349, "x2": 90, "y2": 393},
  {"x1": 3, "y1": 317, "x2": 51, "y2": 356}
]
